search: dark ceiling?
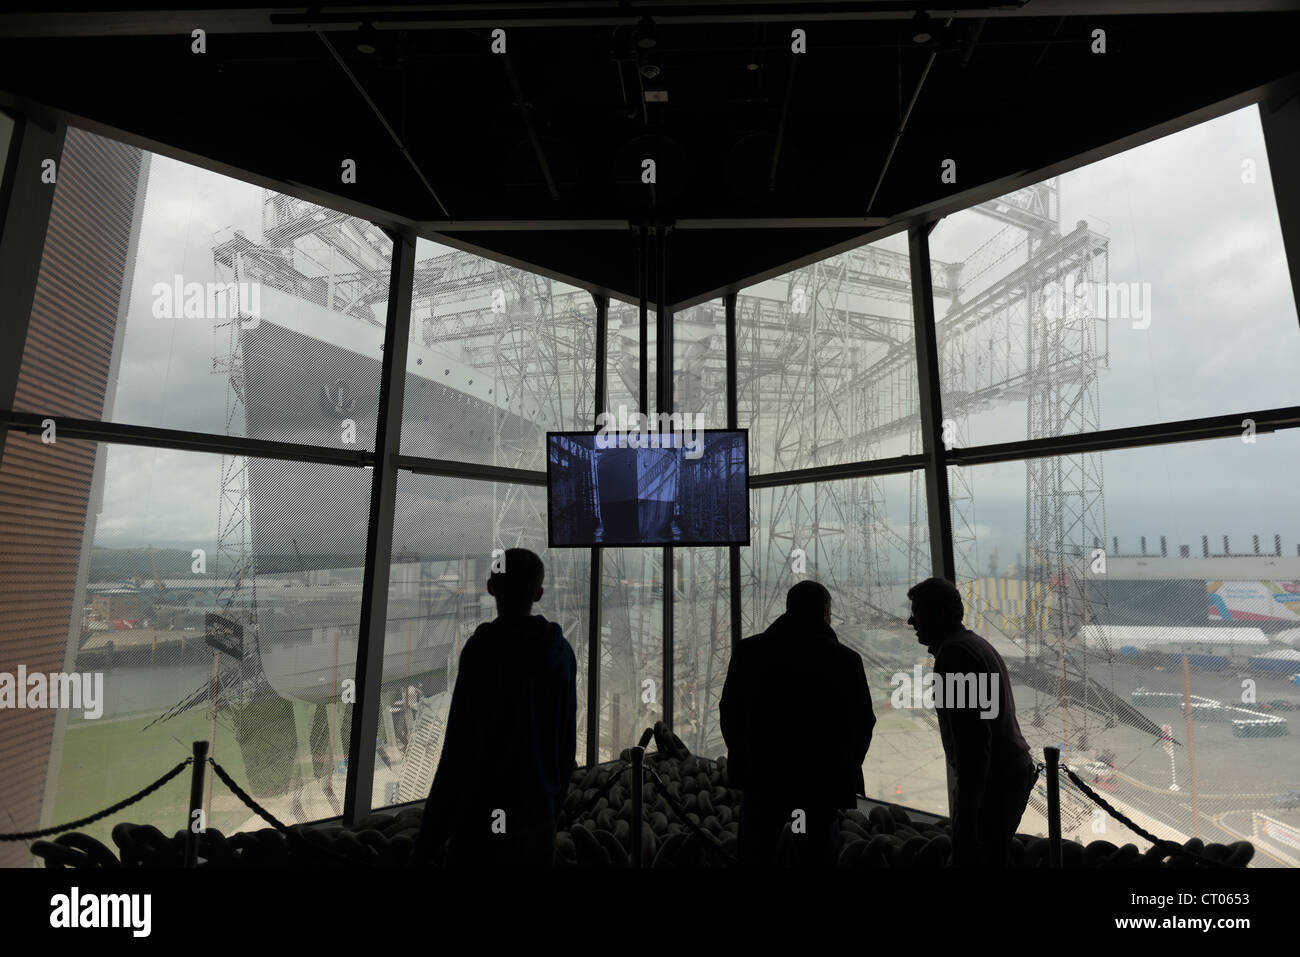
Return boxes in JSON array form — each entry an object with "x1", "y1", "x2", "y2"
[{"x1": 2, "y1": 2, "x2": 1299, "y2": 306}]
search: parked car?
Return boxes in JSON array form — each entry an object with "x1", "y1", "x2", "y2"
[
  {"x1": 1275, "y1": 790, "x2": 1300, "y2": 809},
  {"x1": 1084, "y1": 761, "x2": 1120, "y2": 793}
]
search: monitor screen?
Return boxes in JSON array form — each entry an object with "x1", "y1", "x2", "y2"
[{"x1": 547, "y1": 429, "x2": 749, "y2": 547}]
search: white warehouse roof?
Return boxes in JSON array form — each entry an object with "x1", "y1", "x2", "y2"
[{"x1": 1079, "y1": 625, "x2": 1270, "y2": 650}]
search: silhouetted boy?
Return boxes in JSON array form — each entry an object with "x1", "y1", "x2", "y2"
[
  {"x1": 907, "y1": 576, "x2": 1035, "y2": 867},
  {"x1": 409, "y1": 548, "x2": 576, "y2": 867},
  {"x1": 720, "y1": 580, "x2": 876, "y2": 866}
]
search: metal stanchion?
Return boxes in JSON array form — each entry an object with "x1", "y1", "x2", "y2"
[
  {"x1": 630, "y1": 745, "x2": 644, "y2": 868},
  {"x1": 1044, "y1": 746, "x2": 1062, "y2": 868},
  {"x1": 185, "y1": 741, "x2": 209, "y2": 868}
]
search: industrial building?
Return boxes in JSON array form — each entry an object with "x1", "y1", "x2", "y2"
[{"x1": 1, "y1": 1, "x2": 1299, "y2": 923}]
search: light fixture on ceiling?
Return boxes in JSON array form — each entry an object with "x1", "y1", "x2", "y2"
[
  {"x1": 356, "y1": 21, "x2": 378, "y2": 55},
  {"x1": 911, "y1": 11, "x2": 933, "y2": 44},
  {"x1": 633, "y1": 16, "x2": 658, "y2": 49}
]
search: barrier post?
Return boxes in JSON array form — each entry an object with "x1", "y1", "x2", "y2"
[
  {"x1": 630, "y1": 746, "x2": 644, "y2": 868},
  {"x1": 185, "y1": 740, "x2": 209, "y2": 868},
  {"x1": 1044, "y1": 746, "x2": 1062, "y2": 868}
]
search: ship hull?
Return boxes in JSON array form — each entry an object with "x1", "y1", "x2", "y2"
[{"x1": 239, "y1": 305, "x2": 537, "y2": 703}]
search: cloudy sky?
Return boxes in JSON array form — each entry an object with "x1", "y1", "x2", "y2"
[
  {"x1": 79, "y1": 104, "x2": 1300, "y2": 585},
  {"x1": 928, "y1": 105, "x2": 1300, "y2": 573}
]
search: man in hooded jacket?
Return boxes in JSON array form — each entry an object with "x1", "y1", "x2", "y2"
[
  {"x1": 720, "y1": 580, "x2": 876, "y2": 866},
  {"x1": 409, "y1": 548, "x2": 576, "y2": 867}
]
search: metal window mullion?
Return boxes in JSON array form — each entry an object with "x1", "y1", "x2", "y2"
[
  {"x1": 657, "y1": 225, "x2": 673, "y2": 733},
  {"x1": 707, "y1": 402, "x2": 1300, "y2": 487},
  {"x1": 748, "y1": 452, "x2": 929, "y2": 487},
  {"x1": 587, "y1": 292, "x2": 607, "y2": 767},
  {"x1": 100, "y1": 412, "x2": 1300, "y2": 488},
  {"x1": 0, "y1": 113, "x2": 66, "y2": 470},
  {"x1": 946, "y1": 404, "x2": 1300, "y2": 467},
  {"x1": 638, "y1": 223, "x2": 648, "y2": 413},
  {"x1": 343, "y1": 230, "x2": 416, "y2": 823},
  {"x1": 0, "y1": 410, "x2": 372, "y2": 466},
  {"x1": 1259, "y1": 92, "x2": 1300, "y2": 338},
  {"x1": 395, "y1": 453, "x2": 545, "y2": 485},
  {"x1": 726, "y1": 291, "x2": 741, "y2": 652},
  {"x1": 910, "y1": 223, "x2": 955, "y2": 581},
  {"x1": 911, "y1": 222, "x2": 958, "y2": 823}
]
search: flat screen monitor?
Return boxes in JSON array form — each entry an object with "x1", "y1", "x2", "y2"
[{"x1": 547, "y1": 429, "x2": 749, "y2": 547}]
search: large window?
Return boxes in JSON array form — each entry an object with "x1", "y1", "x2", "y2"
[
  {"x1": 606, "y1": 298, "x2": 657, "y2": 417},
  {"x1": 929, "y1": 106, "x2": 1300, "y2": 449},
  {"x1": 598, "y1": 547, "x2": 665, "y2": 762},
  {"x1": 668, "y1": 298, "x2": 730, "y2": 757},
  {"x1": 737, "y1": 232, "x2": 918, "y2": 474},
  {"x1": 742, "y1": 475, "x2": 940, "y2": 806},
  {"x1": 2, "y1": 95, "x2": 1298, "y2": 869},
  {"x1": 948, "y1": 432, "x2": 1300, "y2": 863},
  {"x1": 371, "y1": 472, "x2": 589, "y2": 808},
  {"x1": 727, "y1": 231, "x2": 930, "y2": 791},
  {"x1": 1, "y1": 439, "x2": 370, "y2": 850},
  {"x1": 0, "y1": 125, "x2": 396, "y2": 865},
  {"x1": 916, "y1": 103, "x2": 1300, "y2": 863},
  {"x1": 15, "y1": 131, "x2": 393, "y2": 450},
  {"x1": 400, "y1": 237, "x2": 596, "y2": 470}
]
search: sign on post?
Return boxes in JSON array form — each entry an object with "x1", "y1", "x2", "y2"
[{"x1": 204, "y1": 613, "x2": 244, "y2": 661}]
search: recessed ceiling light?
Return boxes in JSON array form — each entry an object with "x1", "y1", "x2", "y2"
[
  {"x1": 911, "y1": 11, "x2": 933, "y2": 44},
  {"x1": 356, "y1": 22, "x2": 377, "y2": 55},
  {"x1": 634, "y1": 16, "x2": 657, "y2": 49}
]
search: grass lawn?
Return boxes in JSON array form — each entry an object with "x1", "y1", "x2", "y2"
[{"x1": 50, "y1": 700, "x2": 328, "y2": 851}]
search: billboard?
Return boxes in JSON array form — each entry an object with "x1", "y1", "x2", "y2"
[{"x1": 1207, "y1": 581, "x2": 1300, "y2": 622}]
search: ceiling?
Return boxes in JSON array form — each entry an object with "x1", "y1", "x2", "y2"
[{"x1": 2, "y1": 2, "x2": 1299, "y2": 306}]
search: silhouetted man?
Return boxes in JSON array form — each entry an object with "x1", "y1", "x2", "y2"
[
  {"x1": 720, "y1": 580, "x2": 876, "y2": 867},
  {"x1": 907, "y1": 577, "x2": 1036, "y2": 867},
  {"x1": 409, "y1": 548, "x2": 576, "y2": 867}
]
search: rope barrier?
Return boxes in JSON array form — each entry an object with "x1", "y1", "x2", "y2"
[
  {"x1": 15, "y1": 752, "x2": 675, "y2": 868},
  {"x1": 206, "y1": 759, "x2": 372, "y2": 868},
  {"x1": 206, "y1": 759, "x2": 292, "y2": 832},
  {"x1": 24, "y1": 741, "x2": 1238, "y2": 870},
  {"x1": 0, "y1": 759, "x2": 192, "y2": 842},
  {"x1": 1051, "y1": 762, "x2": 1229, "y2": 868}
]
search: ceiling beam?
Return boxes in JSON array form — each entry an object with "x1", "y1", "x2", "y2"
[{"x1": 3, "y1": 2, "x2": 1300, "y2": 39}]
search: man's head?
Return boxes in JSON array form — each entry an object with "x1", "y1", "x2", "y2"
[
  {"x1": 486, "y1": 547, "x2": 545, "y2": 616},
  {"x1": 906, "y1": 577, "x2": 964, "y2": 648},
  {"x1": 786, "y1": 579, "x2": 832, "y2": 625}
]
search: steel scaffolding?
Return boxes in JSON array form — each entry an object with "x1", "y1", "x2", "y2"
[{"x1": 204, "y1": 179, "x2": 1112, "y2": 770}]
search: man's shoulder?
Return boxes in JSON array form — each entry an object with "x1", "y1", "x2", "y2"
[
  {"x1": 535, "y1": 615, "x2": 575, "y2": 656},
  {"x1": 558, "y1": 630, "x2": 577, "y2": 670},
  {"x1": 936, "y1": 629, "x2": 994, "y2": 665},
  {"x1": 829, "y1": 640, "x2": 864, "y2": 666},
  {"x1": 461, "y1": 624, "x2": 491, "y2": 652},
  {"x1": 726, "y1": 632, "x2": 769, "y2": 671}
]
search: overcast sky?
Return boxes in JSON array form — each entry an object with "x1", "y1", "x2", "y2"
[{"x1": 84, "y1": 104, "x2": 1300, "y2": 583}]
